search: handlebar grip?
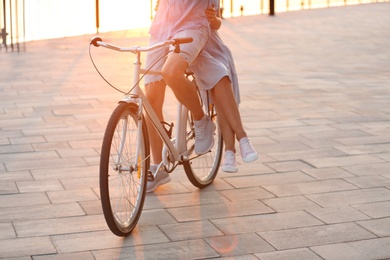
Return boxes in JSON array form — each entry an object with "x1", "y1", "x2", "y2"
[
  {"x1": 173, "y1": 37, "x2": 193, "y2": 45},
  {"x1": 90, "y1": 36, "x2": 102, "y2": 47}
]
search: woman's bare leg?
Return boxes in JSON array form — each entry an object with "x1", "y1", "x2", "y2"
[
  {"x1": 211, "y1": 76, "x2": 247, "y2": 141},
  {"x1": 162, "y1": 53, "x2": 205, "y2": 120},
  {"x1": 145, "y1": 80, "x2": 166, "y2": 164},
  {"x1": 215, "y1": 105, "x2": 236, "y2": 153}
]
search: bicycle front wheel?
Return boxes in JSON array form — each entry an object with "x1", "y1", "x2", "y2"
[
  {"x1": 183, "y1": 104, "x2": 223, "y2": 188},
  {"x1": 100, "y1": 102, "x2": 149, "y2": 236}
]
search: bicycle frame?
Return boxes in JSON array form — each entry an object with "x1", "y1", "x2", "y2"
[
  {"x1": 93, "y1": 37, "x2": 191, "y2": 167},
  {"x1": 91, "y1": 36, "x2": 223, "y2": 236}
]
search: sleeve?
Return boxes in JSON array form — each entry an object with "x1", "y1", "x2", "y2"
[{"x1": 211, "y1": 0, "x2": 220, "y2": 9}]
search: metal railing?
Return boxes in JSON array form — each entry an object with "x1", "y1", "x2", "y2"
[
  {"x1": 1, "y1": 0, "x2": 25, "y2": 52},
  {"x1": 220, "y1": 0, "x2": 389, "y2": 17}
]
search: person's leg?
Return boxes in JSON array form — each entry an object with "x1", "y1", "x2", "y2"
[
  {"x1": 161, "y1": 28, "x2": 215, "y2": 155},
  {"x1": 211, "y1": 76, "x2": 246, "y2": 141},
  {"x1": 162, "y1": 52, "x2": 215, "y2": 155},
  {"x1": 162, "y1": 28, "x2": 210, "y2": 121},
  {"x1": 144, "y1": 80, "x2": 171, "y2": 193},
  {"x1": 162, "y1": 53, "x2": 204, "y2": 120},
  {"x1": 216, "y1": 106, "x2": 236, "y2": 153},
  {"x1": 145, "y1": 80, "x2": 166, "y2": 164},
  {"x1": 211, "y1": 76, "x2": 258, "y2": 163},
  {"x1": 211, "y1": 79, "x2": 239, "y2": 172}
]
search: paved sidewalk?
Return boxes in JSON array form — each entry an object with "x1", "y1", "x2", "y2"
[{"x1": 1, "y1": 3, "x2": 390, "y2": 259}]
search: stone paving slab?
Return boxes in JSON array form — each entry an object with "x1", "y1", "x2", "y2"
[{"x1": 1, "y1": 3, "x2": 390, "y2": 259}]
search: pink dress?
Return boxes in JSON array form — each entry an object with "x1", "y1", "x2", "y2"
[{"x1": 190, "y1": 0, "x2": 240, "y2": 103}]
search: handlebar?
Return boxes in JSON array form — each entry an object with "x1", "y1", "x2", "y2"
[{"x1": 90, "y1": 36, "x2": 193, "y2": 53}]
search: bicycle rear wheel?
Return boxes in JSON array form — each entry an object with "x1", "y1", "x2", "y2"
[
  {"x1": 100, "y1": 102, "x2": 149, "y2": 236},
  {"x1": 183, "y1": 104, "x2": 223, "y2": 188}
]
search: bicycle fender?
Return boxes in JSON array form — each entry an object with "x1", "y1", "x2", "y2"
[{"x1": 119, "y1": 96, "x2": 137, "y2": 104}]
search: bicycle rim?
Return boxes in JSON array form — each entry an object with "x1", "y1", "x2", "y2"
[
  {"x1": 183, "y1": 108, "x2": 223, "y2": 188},
  {"x1": 100, "y1": 103, "x2": 149, "y2": 236}
]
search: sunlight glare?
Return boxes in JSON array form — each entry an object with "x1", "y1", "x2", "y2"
[
  {"x1": 23, "y1": 0, "x2": 153, "y2": 41},
  {"x1": 98, "y1": 1, "x2": 152, "y2": 33}
]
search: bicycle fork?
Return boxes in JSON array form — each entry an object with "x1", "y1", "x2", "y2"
[
  {"x1": 114, "y1": 95, "x2": 144, "y2": 174},
  {"x1": 116, "y1": 116, "x2": 128, "y2": 169}
]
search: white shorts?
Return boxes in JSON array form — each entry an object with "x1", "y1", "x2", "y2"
[{"x1": 144, "y1": 27, "x2": 209, "y2": 85}]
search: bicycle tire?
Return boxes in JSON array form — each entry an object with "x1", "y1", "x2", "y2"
[
  {"x1": 183, "y1": 104, "x2": 223, "y2": 188},
  {"x1": 100, "y1": 102, "x2": 149, "y2": 236}
]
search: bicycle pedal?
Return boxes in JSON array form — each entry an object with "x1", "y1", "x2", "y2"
[{"x1": 161, "y1": 121, "x2": 174, "y2": 139}]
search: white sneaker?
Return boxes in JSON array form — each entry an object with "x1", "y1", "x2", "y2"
[
  {"x1": 221, "y1": 150, "x2": 238, "y2": 173},
  {"x1": 239, "y1": 137, "x2": 258, "y2": 163},
  {"x1": 194, "y1": 115, "x2": 215, "y2": 155},
  {"x1": 146, "y1": 165, "x2": 171, "y2": 193}
]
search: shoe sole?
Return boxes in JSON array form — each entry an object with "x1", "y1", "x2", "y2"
[
  {"x1": 221, "y1": 166, "x2": 238, "y2": 173},
  {"x1": 146, "y1": 176, "x2": 171, "y2": 193},
  {"x1": 242, "y1": 154, "x2": 259, "y2": 163}
]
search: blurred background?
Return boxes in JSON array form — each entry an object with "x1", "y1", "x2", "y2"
[{"x1": 1, "y1": 0, "x2": 388, "y2": 52}]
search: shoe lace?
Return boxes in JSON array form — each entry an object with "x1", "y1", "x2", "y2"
[
  {"x1": 194, "y1": 123, "x2": 205, "y2": 140},
  {"x1": 224, "y1": 152, "x2": 236, "y2": 166},
  {"x1": 240, "y1": 139, "x2": 253, "y2": 156}
]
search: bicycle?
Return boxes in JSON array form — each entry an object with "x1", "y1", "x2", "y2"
[{"x1": 89, "y1": 36, "x2": 223, "y2": 236}]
